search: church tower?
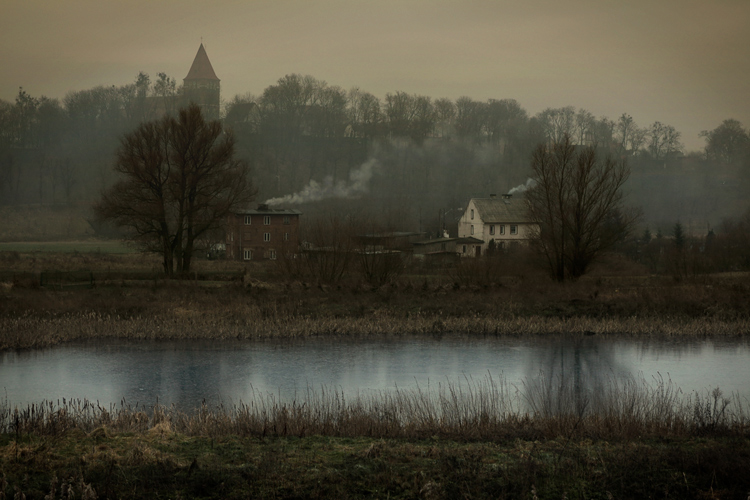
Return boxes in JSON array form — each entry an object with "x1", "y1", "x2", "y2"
[{"x1": 183, "y1": 43, "x2": 220, "y2": 120}]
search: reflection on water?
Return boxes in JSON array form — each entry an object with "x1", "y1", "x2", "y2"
[{"x1": 1, "y1": 336, "x2": 748, "y2": 411}]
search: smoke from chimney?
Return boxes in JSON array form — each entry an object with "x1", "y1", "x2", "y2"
[
  {"x1": 508, "y1": 178, "x2": 536, "y2": 195},
  {"x1": 265, "y1": 158, "x2": 379, "y2": 206}
]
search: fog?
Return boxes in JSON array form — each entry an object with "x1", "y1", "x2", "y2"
[
  {"x1": 0, "y1": 34, "x2": 750, "y2": 240},
  {"x1": 0, "y1": 70, "x2": 748, "y2": 243},
  {"x1": 3, "y1": 1, "x2": 749, "y2": 153}
]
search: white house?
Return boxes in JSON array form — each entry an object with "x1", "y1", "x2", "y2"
[{"x1": 457, "y1": 194, "x2": 538, "y2": 256}]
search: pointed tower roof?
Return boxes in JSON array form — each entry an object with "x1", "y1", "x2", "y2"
[{"x1": 184, "y1": 43, "x2": 220, "y2": 81}]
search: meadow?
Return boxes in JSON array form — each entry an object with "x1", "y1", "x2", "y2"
[
  {"x1": 1, "y1": 248, "x2": 749, "y2": 498},
  {"x1": 1, "y1": 375, "x2": 749, "y2": 499}
]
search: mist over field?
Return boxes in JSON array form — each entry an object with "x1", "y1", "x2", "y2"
[{"x1": 0, "y1": 1, "x2": 748, "y2": 244}]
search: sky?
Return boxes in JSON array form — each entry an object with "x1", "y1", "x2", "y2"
[{"x1": 2, "y1": 0, "x2": 748, "y2": 151}]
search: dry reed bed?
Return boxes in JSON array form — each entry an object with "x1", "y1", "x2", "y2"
[
  {"x1": 1, "y1": 374, "x2": 746, "y2": 441},
  {"x1": 2, "y1": 311, "x2": 749, "y2": 351}
]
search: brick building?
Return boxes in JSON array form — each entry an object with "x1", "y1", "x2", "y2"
[{"x1": 226, "y1": 204, "x2": 301, "y2": 261}]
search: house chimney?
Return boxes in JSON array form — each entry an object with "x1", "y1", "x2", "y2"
[
  {"x1": 489, "y1": 194, "x2": 496, "y2": 199},
  {"x1": 502, "y1": 194, "x2": 512, "y2": 199},
  {"x1": 258, "y1": 203, "x2": 269, "y2": 211}
]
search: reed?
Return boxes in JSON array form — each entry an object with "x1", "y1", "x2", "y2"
[
  {"x1": 2, "y1": 310, "x2": 748, "y2": 351},
  {"x1": 2, "y1": 374, "x2": 746, "y2": 441}
]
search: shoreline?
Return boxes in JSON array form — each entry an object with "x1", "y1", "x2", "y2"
[
  {"x1": 3, "y1": 276, "x2": 750, "y2": 350},
  {"x1": 3, "y1": 312, "x2": 750, "y2": 352}
]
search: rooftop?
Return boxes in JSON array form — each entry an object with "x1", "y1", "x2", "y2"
[
  {"x1": 184, "y1": 43, "x2": 220, "y2": 81},
  {"x1": 471, "y1": 196, "x2": 532, "y2": 223}
]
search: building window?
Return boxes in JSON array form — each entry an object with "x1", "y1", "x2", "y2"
[
  {"x1": 264, "y1": 216, "x2": 271, "y2": 225},
  {"x1": 229, "y1": 231, "x2": 234, "y2": 242},
  {"x1": 489, "y1": 225, "x2": 495, "y2": 235},
  {"x1": 470, "y1": 225, "x2": 474, "y2": 235},
  {"x1": 263, "y1": 233, "x2": 271, "y2": 242},
  {"x1": 244, "y1": 215, "x2": 252, "y2": 225},
  {"x1": 500, "y1": 225, "x2": 505, "y2": 235},
  {"x1": 283, "y1": 216, "x2": 290, "y2": 225},
  {"x1": 284, "y1": 232, "x2": 289, "y2": 241},
  {"x1": 462, "y1": 245, "x2": 467, "y2": 253},
  {"x1": 470, "y1": 209, "x2": 474, "y2": 220},
  {"x1": 510, "y1": 225, "x2": 518, "y2": 235},
  {"x1": 243, "y1": 249, "x2": 252, "y2": 260},
  {"x1": 269, "y1": 249, "x2": 276, "y2": 260}
]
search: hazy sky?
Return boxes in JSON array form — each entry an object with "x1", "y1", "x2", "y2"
[{"x1": 2, "y1": 0, "x2": 748, "y2": 151}]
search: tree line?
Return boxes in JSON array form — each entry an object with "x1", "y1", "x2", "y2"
[{"x1": 2, "y1": 72, "x2": 749, "y2": 236}]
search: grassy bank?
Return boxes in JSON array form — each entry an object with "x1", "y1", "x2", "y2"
[
  {"x1": 2, "y1": 261, "x2": 750, "y2": 350},
  {"x1": 0, "y1": 240, "x2": 135, "y2": 254},
  {"x1": 2, "y1": 432, "x2": 748, "y2": 499},
  {"x1": 1, "y1": 376, "x2": 749, "y2": 499},
  {"x1": 3, "y1": 251, "x2": 750, "y2": 497}
]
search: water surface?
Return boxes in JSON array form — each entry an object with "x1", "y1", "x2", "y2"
[{"x1": 1, "y1": 336, "x2": 748, "y2": 411}]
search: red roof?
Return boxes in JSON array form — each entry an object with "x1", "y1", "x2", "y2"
[{"x1": 184, "y1": 44, "x2": 219, "y2": 81}]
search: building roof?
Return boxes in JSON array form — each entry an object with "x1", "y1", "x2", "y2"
[
  {"x1": 472, "y1": 196, "x2": 532, "y2": 223},
  {"x1": 184, "y1": 44, "x2": 220, "y2": 81},
  {"x1": 457, "y1": 237, "x2": 484, "y2": 244},
  {"x1": 412, "y1": 238, "x2": 458, "y2": 246}
]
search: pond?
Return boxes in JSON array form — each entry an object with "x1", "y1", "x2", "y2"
[{"x1": 1, "y1": 335, "x2": 749, "y2": 411}]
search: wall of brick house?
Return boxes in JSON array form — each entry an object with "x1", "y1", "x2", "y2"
[{"x1": 227, "y1": 213, "x2": 299, "y2": 260}]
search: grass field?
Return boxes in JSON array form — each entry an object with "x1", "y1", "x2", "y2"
[
  {"x1": 1, "y1": 382, "x2": 749, "y2": 499},
  {"x1": 0, "y1": 240, "x2": 135, "y2": 254}
]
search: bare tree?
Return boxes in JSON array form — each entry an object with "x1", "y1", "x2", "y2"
[
  {"x1": 700, "y1": 119, "x2": 749, "y2": 166},
  {"x1": 454, "y1": 96, "x2": 486, "y2": 140},
  {"x1": 537, "y1": 106, "x2": 576, "y2": 145},
  {"x1": 384, "y1": 91, "x2": 436, "y2": 144},
  {"x1": 433, "y1": 97, "x2": 455, "y2": 138},
  {"x1": 647, "y1": 121, "x2": 683, "y2": 161},
  {"x1": 526, "y1": 135, "x2": 638, "y2": 281},
  {"x1": 275, "y1": 213, "x2": 357, "y2": 284},
  {"x1": 94, "y1": 104, "x2": 255, "y2": 275},
  {"x1": 573, "y1": 108, "x2": 595, "y2": 145}
]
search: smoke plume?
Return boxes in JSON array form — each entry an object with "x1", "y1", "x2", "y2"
[
  {"x1": 266, "y1": 159, "x2": 379, "y2": 206},
  {"x1": 508, "y1": 178, "x2": 536, "y2": 195}
]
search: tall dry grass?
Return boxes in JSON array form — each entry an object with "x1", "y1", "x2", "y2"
[
  {"x1": 3, "y1": 312, "x2": 749, "y2": 351},
  {"x1": 2, "y1": 373, "x2": 746, "y2": 441}
]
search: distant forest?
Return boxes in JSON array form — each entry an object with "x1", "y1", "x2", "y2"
[{"x1": 1, "y1": 72, "x2": 748, "y2": 235}]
